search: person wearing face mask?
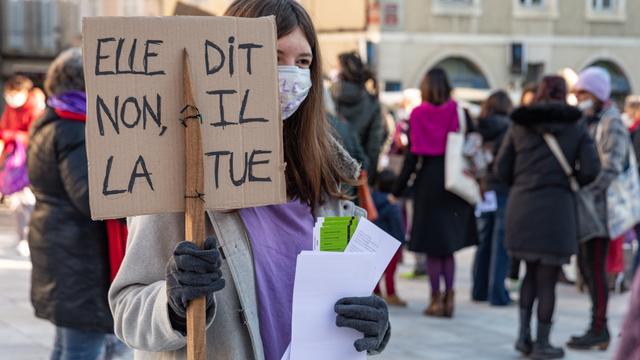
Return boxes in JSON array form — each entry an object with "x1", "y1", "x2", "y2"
[
  {"x1": 108, "y1": 1, "x2": 391, "y2": 359},
  {"x1": 0, "y1": 75, "x2": 44, "y2": 256},
  {"x1": 1, "y1": 76, "x2": 45, "y2": 138},
  {"x1": 566, "y1": 67, "x2": 630, "y2": 351}
]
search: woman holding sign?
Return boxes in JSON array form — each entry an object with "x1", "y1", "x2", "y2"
[{"x1": 109, "y1": 1, "x2": 391, "y2": 359}]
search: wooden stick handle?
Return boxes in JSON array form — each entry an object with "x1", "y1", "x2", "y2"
[{"x1": 182, "y1": 48, "x2": 206, "y2": 360}]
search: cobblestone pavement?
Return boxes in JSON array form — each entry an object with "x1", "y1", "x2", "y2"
[{"x1": 0, "y1": 206, "x2": 630, "y2": 359}]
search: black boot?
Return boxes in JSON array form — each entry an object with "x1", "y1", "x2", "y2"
[
  {"x1": 531, "y1": 322, "x2": 564, "y2": 359},
  {"x1": 515, "y1": 309, "x2": 532, "y2": 355},
  {"x1": 566, "y1": 326, "x2": 610, "y2": 350}
]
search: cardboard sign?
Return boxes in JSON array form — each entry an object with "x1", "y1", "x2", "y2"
[{"x1": 83, "y1": 16, "x2": 286, "y2": 220}]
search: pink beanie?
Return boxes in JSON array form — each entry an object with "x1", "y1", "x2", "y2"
[{"x1": 574, "y1": 67, "x2": 612, "y2": 101}]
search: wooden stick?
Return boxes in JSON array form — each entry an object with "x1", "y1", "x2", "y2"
[{"x1": 182, "y1": 48, "x2": 206, "y2": 360}]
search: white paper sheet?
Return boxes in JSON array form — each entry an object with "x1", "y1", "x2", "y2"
[
  {"x1": 475, "y1": 190, "x2": 498, "y2": 216},
  {"x1": 280, "y1": 345, "x2": 290, "y2": 360},
  {"x1": 285, "y1": 219, "x2": 402, "y2": 360},
  {"x1": 345, "y1": 218, "x2": 402, "y2": 289},
  {"x1": 289, "y1": 251, "x2": 375, "y2": 360},
  {"x1": 312, "y1": 217, "x2": 324, "y2": 251}
]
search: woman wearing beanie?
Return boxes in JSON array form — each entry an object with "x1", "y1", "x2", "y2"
[
  {"x1": 392, "y1": 68, "x2": 478, "y2": 318},
  {"x1": 495, "y1": 75, "x2": 600, "y2": 359},
  {"x1": 567, "y1": 67, "x2": 630, "y2": 351}
]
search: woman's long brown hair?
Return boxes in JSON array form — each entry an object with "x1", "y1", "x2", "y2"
[{"x1": 225, "y1": 0, "x2": 352, "y2": 211}]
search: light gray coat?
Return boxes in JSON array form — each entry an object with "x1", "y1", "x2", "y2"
[
  {"x1": 109, "y1": 199, "x2": 365, "y2": 360},
  {"x1": 584, "y1": 105, "x2": 630, "y2": 229}
]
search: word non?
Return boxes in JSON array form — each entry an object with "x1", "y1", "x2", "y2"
[{"x1": 96, "y1": 94, "x2": 167, "y2": 136}]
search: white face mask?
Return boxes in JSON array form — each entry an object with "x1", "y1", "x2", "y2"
[
  {"x1": 278, "y1": 66, "x2": 312, "y2": 120},
  {"x1": 4, "y1": 92, "x2": 28, "y2": 109},
  {"x1": 577, "y1": 99, "x2": 594, "y2": 113}
]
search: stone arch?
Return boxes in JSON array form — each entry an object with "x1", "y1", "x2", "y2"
[{"x1": 414, "y1": 52, "x2": 494, "y2": 90}]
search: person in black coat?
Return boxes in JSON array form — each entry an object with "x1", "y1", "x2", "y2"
[
  {"x1": 392, "y1": 69, "x2": 478, "y2": 319},
  {"x1": 27, "y1": 48, "x2": 114, "y2": 359},
  {"x1": 472, "y1": 90, "x2": 512, "y2": 306},
  {"x1": 495, "y1": 76, "x2": 601, "y2": 359},
  {"x1": 333, "y1": 52, "x2": 384, "y2": 181}
]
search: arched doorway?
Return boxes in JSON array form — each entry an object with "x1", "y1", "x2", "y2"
[
  {"x1": 587, "y1": 60, "x2": 631, "y2": 104},
  {"x1": 432, "y1": 56, "x2": 490, "y2": 90}
]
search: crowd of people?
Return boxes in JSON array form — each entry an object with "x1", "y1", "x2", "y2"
[
  {"x1": 325, "y1": 41, "x2": 640, "y2": 359},
  {"x1": 2, "y1": 0, "x2": 640, "y2": 359}
]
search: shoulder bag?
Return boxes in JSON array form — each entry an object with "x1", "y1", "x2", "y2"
[
  {"x1": 445, "y1": 104, "x2": 482, "y2": 204},
  {"x1": 543, "y1": 133, "x2": 607, "y2": 243}
]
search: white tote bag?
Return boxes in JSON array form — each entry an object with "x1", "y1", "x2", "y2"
[
  {"x1": 597, "y1": 124, "x2": 640, "y2": 238},
  {"x1": 445, "y1": 105, "x2": 481, "y2": 205},
  {"x1": 605, "y1": 147, "x2": 640, "y2": 238}
]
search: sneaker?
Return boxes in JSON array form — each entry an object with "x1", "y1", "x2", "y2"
[{"x1": 400, "y1": 271, "x2": 427, "y2": 280}]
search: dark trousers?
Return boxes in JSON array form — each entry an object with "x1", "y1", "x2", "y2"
[
  {"x1": 472, "y1": 193, "x2": 511, "y2": 305},
  {"x1": 509, "y1": 258, "x2": 521, "y2": 280},
  {"x1": 578, "y1": 237, "x2": 610, "y2": 332},
  {"x1": 50, "y1": 326, "x2": 107, "y2": 360},
  {"x1": 375, "y1": 249, "x2": 402, "y2": 296}
]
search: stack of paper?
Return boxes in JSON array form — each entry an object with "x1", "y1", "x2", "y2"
[
  {"x1": 284, "y1": 218, "x2": 402, "y2": 360},
  {"x1": 344, "y1": 218, "x2": 403, "y2": 290},
  {"x1": 313, "y1": 216, "x2": 359, "y2": 252},
  {"x1": 290, "y1": 251, "x2": 375, "y2": 360}
]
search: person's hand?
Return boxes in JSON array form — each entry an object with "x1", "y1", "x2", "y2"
[
  {"x1": 165, "y1": 236, "x2": 225, "y2": 333},
  {"x1": 335, "y1": 295, "x2": 391, "y2": 355},
  {"x1": 387, "y1": 194, "x2": 398, "y2": 204}
]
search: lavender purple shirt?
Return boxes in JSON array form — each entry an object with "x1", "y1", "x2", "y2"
[{"x1": 239, "y1": 200, "x2": 314, "y2": 360}]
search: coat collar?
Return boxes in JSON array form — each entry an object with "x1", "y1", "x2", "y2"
[{"x1": 511, "y1": 102, "x2": 582, "y2": 126}]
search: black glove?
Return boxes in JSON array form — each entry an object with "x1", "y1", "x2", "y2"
[
  {"x1": 335, "y1": 295, "x2": 391, "y2": 355},
  {"x1": 165, "y1": 236, "x2": 225, "y2": 334}
]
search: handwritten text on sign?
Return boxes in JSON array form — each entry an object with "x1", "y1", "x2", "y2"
[{"x1": 83, "y1": 16, "x2": 286, "y2": 220}]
